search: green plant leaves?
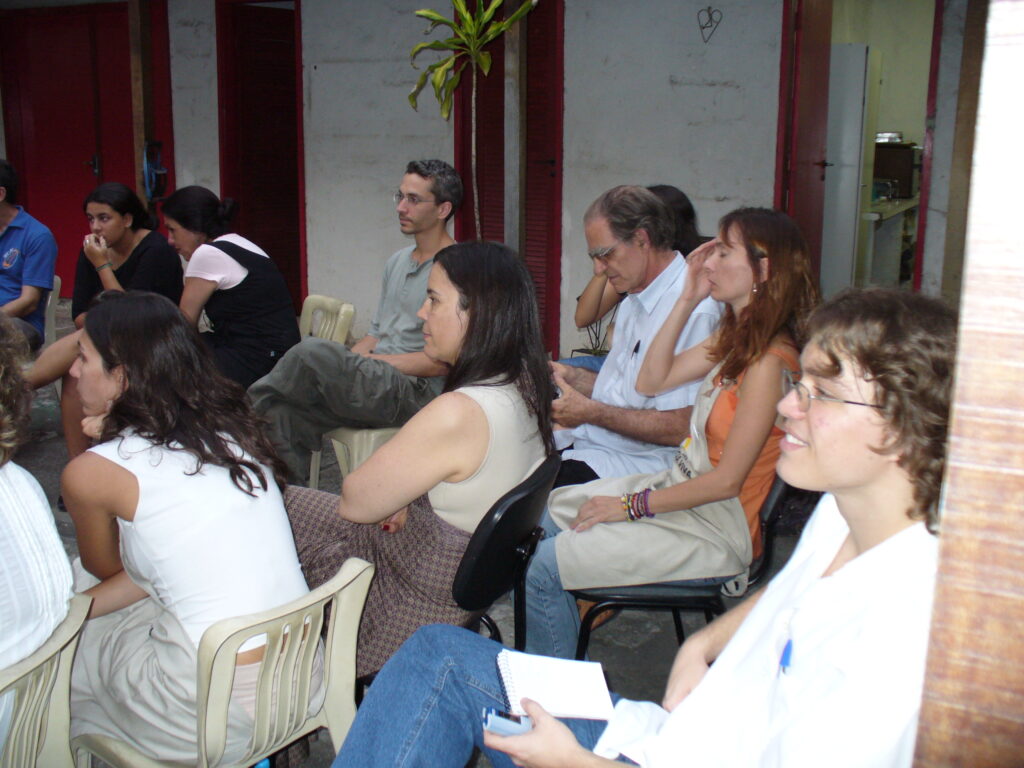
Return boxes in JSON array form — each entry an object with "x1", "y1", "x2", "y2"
[{"x1": 408, "y1": 0, "x2": 537, "y2": 121}]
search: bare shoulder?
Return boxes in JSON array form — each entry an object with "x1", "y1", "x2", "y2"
[
  {"x1": 416, "y1": 390, "x2": 488, "y2": 432},
  {"x1": 61, "y1": 450, "x2": 137, "y2": 515}
]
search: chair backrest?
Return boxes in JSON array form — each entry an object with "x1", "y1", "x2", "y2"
[
  {"x1": 43, "y1": 274, "x2": 61, "y2": 347},
  {"x1": 299, "y1": 295, "x2": 355, "y2": 345},
  {"x1": 452, "y1": 453, "x2": 561, "y2": 612},
  {"x1": 0, "y1": 593, "x2": 91, "y2": 768},
  {"x1": 194, "y1": 557, "x2": 374, "y2": 766}
]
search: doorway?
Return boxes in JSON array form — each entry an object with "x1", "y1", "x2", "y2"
[
  {"x1": 216, "y1": 0, "x2": 304, "y2": 311},
  {"x1": 0, "y1": 2, "x2": 176, "y2": 295}
]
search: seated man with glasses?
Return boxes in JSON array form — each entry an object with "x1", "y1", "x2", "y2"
[
  {"x1": 249, "y1": 159, "x2": 462, "y2": 483},
  {"x1": 550, "y1": 185, "x2": 721, "y2": 489}
]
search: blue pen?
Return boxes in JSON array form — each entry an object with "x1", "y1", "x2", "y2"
[{"x1": 778, "y1": 638, "x2": 793, "y2": 676}]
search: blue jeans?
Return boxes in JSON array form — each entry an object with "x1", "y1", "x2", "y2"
[
  {"x1": 523, "y1": 514, "x2": 582, "y2": 659},
  {"x1": 557, "y1": 355, "x2": 606, "y2": 373},
  {"x1": 333, "y1": 625, "x2": 620, "y2": 767}
]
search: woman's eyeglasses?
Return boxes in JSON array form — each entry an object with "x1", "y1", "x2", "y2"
[{"x1": 782, "y1": 369, "x2": 880, "y2": 412}]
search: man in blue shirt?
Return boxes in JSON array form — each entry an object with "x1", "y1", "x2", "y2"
[{"x1": 0, "y1": 160, "x2": 57, "y2": 351}]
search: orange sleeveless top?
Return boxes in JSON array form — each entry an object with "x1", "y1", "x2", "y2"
[{"x1": 704, "y1": 345, "x2": 799, "y2": 559}]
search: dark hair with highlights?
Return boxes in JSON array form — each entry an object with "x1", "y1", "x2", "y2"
[
  {"x1": 584, "y1": 185, "x2": 675, "y2": 252},
  {"x1": 161, "y1": 185, "x2": 237, "y2": 239},
  {"x1": 84, "y1": 291, "x2": 288, "y2": 493},
  {"x1": 0, "y1": 315, "x2": 30, "y2": 467},
  {"x1": 84, "y1": 182, "x2": 154, "y2": 231},
  {"x1": 708, "y1": 207, "x2": 820, "y2": 381},
  {"x1": 806, "y1": 288, "x2": 957, "y2": 530},
  {"x1": 435, "y1": 242, "x2": 554, "y2": 453}
]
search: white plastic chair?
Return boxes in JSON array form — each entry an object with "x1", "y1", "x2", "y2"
[
  {"x1": 310, "y1": 425, "x2": 401, "y2": 490},
  {"x1": 298, "y1": 294, "x2": 354, "y2": 345},
  {"x1": 0, "y1": 593, "x2": 91, "y2": 768},
  {"x1": 72, "y1": 557, "x2": 375, "y2": 768}
]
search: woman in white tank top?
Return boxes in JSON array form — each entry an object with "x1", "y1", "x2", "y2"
[
  {"x1": 288, "y1": 241, "x2": 556, "y2": 677},
  {"x1": 63, "y1": 291, "x2": 310, "y2": 763}
]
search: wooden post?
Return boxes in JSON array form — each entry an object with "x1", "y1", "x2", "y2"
[
  {"x1": 914, "y1": 0, "x2": 1024, "y2": 764},
  {"x1": 127, "y1": 0, "x2": 152, "y2": 202}
]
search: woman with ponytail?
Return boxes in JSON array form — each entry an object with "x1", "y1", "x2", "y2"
[{"x1": 161, "y1": 185, "x2": 299, "y2": 387}]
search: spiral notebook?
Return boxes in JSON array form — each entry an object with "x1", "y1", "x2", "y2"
[{"x1": 496, "y1": 649, "x2": 615, "y2": 720}]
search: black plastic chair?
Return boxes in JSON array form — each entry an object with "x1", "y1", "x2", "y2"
[
  {"x1": 452, "y1": 452, "x2": 561, "y2": 651},
  {"x1": 570, "y1": 475, "x2": 803, "y2": 660}
]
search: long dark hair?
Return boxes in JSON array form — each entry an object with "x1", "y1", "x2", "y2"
[
  {"x1": 707, "y1": 207, "x2": 820, "y2": 381},
  {"x1": 436, "y1": 242, "x2": 554, "y2": 452},
  {"x1": 83, "y1": 291, "x2": 288, "y2": 492},
  {"x1": 161, "y1": 185, "x2": 237, "y2": 239},
  {"x1": 647, "y1": 184, "x2": 706, "y2": 255},
  {"x1": 83, "y1": 182, "x2": 153, "y2": 231}
]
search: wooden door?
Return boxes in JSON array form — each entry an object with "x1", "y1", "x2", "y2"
[
  {"x1": 775, "y1": 0, "x2": 834, "y2": 279},
  {"x1": 217, "y1": 1, "x2": 304, "y2": 311}
]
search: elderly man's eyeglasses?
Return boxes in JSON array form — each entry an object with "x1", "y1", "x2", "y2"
[
  {"x1": 394, "y1": 191, "x2": 436, "y2": 206},
  {"x1": 782, "y1": 369, "x2": 880, "y2": 412}
]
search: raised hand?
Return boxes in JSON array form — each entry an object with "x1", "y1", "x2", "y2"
[{"x1": 83, "y1": 234, "x2": 112, "y2": 269}]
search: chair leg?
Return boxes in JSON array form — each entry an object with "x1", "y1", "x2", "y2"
[
  {"x1": 479, "y1": 613, "x2": 503, "y2": 645},
  {"x1": 672, "y1": 609, "x2": 686, "y2": 644},
  {"x1": 575, "y1": 602, "x2": 616, "y2": 660},
  {"x1": 309, "y1": 449, "x2": 322, "y2": 490}
]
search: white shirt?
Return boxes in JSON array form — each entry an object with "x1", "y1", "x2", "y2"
[
  {"x1": 89, "y1": 433, "x2": 308, "y2": 650},
  {"x1": 0, "y1": 462, "x2": 73, "y2": 747},
  {"x1": 563, "y1": 253, "x2": 721, "y2": 477},
  {"x1": 184, "y1": 233, "x2": 268, "y2": 289},
  {"x1": 595, "y1": 494, "x2": 938, "y2": 768}
]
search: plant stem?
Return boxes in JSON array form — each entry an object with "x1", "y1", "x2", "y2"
[{"x1": 471, "y1": 63, "x2": 481, "y2": 239}]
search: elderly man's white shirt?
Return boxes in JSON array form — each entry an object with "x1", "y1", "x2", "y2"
[{"x1": 563, "y1": 253, "x2": 721, "y2": 478}]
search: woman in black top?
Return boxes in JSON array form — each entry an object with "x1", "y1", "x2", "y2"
[
  {"x1": 162, "y1": 186, "x2": 299, "y2": 388},
  {"x1": 28, "y1": 183, "x2": 184, "y2": 460},
  {"x1": 72, "y1": 183, "x2": 182, "y2": 324}
]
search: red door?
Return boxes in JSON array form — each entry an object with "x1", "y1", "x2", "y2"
[
  {"x1": 775, "y1": 0, "x2": 833, "y2": 278},
  {"x1": 217, "y1": 1, "x2": 304, "y2": 311},
  {"x1": 0, "y1": 2, "x2": 176, "y2": 296}
]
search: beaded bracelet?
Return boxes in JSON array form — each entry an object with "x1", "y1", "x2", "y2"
[{"x1": 622, "y1": 488, "x2": 655, "y2": 521}]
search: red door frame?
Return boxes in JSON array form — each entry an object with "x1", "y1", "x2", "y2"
[
  {"x1": 773, "y1": 0, "x2": 833, "y2": 280},
  {"x1": 215, "y1": 0, "x2": 307, "y2": 301},
  {"x1": 912, "y1": 0, "x2": 945, "y2": 291}
]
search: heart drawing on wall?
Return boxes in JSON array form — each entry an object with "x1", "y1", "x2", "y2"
[{"x1": 698, "y1": 6, "x2": 723, "y2": 43}]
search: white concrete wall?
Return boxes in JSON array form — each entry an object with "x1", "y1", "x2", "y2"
[
  {"x1": 301, "y1": 0, "x2": 452, "y2": 337},
  {"x1": 167, "y1": 0, "x2": 221, "y2": 191},
  {"x1": 559, "y1": 0, "x2": 783, "y2": 354}
]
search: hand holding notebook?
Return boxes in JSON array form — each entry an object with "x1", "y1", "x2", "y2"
[{"x1": 496, "y1": 649, "x2": 615, "y2": 720}]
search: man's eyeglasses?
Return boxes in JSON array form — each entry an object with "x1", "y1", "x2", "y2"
[
  {"x1": 781, "y1": 369, "x2": 880, "y2": 412},
  {"x1": 394, "y1": 191, "x2": 436, "y2": 206}
]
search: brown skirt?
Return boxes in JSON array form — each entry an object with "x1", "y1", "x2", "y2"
[{"x1": 285, "y1": 487, "x2": 475, "y2": 677}]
